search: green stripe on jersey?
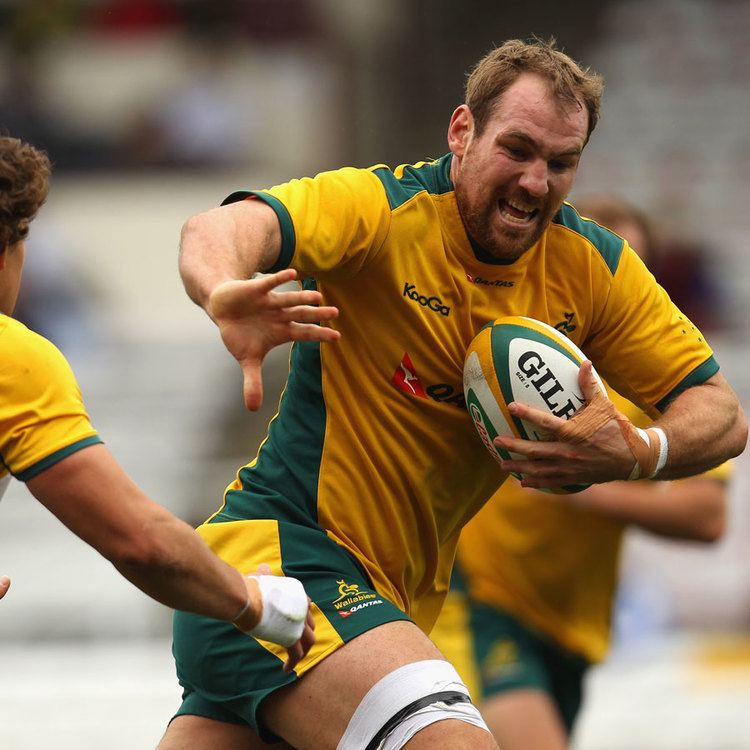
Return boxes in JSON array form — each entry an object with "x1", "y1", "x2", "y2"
[
  {"x1": 16, "y1": 435, "x2": 103, "y2": 482},
  {"x1": 555, "y1": 203, "x2": 624, "y2": 275},
  {"x1": 373, "y1": 154, "x2": 453, "y2": 210},
  {"x1": 216, "y1": 279, "x2": 327, "y2": 526},
  {"x1": 655, "y1": 355, "x2": 720, "y2": 413}
]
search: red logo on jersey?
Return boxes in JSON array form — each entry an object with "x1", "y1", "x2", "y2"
[{"x1": 392, "y1": 353, "x2": 427, "y2": 398}]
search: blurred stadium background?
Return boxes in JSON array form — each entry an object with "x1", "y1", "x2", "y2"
[{"x1": 1, "y1": 0, "x2": 749, "y2": 747}]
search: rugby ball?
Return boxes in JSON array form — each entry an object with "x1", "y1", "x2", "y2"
[{"x1": 463, "y1": 316, "x2": 604, "y2": 494}]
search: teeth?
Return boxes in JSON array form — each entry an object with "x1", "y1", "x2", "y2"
[
  {"x1": 507, "y1": 199, "x2": 534, "y2": 214},
  {"x1": 500, "y1": 199, "x2": 536, "y2": 224}
]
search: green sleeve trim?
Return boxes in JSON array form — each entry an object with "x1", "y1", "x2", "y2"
[
  {"x1": 221, "y1": 190, "x2": 295, "y2": 272},
  {"x1": 554, "y1": 203, "x2": 624, "y2": 275},
  {"x1": 655, "y1": 356, "x2": 720, "y2": 413},
  {"x1": 16, "y1": 435, "x2": 103, "y2": 482}
]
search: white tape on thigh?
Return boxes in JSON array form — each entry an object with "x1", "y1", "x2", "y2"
[
  {"x1": 381, "y1": 699, "x2": 489, "y2": 750},
  {"x1": 337, "y1": 659, "x2": 489, "y2": 750}
]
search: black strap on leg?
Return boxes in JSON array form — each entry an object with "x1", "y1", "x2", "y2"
[{"x1": 364, "y1": 690, "x2": 471, "y2": 750}]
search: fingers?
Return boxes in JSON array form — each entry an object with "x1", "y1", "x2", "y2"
[
  {"x1": 255, "y1": 563, "x2": 272, "y2": 576},
  {"x1": 0, "y1": 575, "x2": 10, "y2": 600},
  {"x1": 283, "y1": 604, "x2": 316, "y2": 673},
  {"x1": 254, "y1": 268, "x2": 298, "y2": 292},
  {"x1": 578, "y1": 360, "x2": 602, "y2": 402},
  {"x1": 241, "y1": 359, "x2": 264, "y2": 412},
  {"x1": 507, "y1": 401, "x2": 566, "y2": 437},
  {"x1": 288, "y1": 322, "x2": 342, "y2": 343},
  {"x1": 496, "y1": 453, "x2": 582, "y2": 489},
  {"x1": 270, "y1": 289, "x2": 326, "y2": 308},
  {"x1": 495, "y1": 434, "x2": 562, "y2": 459},
  {"x1": 281, "y1": 304, "x2": 340, "y2": 324}
]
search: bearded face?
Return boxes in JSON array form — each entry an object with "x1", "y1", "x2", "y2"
[{"x1": 450, "y1": 74, "x2": 588, "y2": 261}]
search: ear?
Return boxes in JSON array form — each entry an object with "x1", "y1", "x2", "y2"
[
  {"x1": 447, "y1": 105, "x2": 474, "y2": 158},
  {"x1": 0, "y1": 249, "x2": 6, "y2": 271}
]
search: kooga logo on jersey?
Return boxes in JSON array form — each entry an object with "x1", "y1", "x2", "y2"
[{"x1": 403, "y1": 283, "x2": 450, "y2": 316}]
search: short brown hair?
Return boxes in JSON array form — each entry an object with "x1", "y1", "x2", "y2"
[
  {"x1": 0, "y1": 136, "x2": 51, "y2": 250},
  {"x1": 465, "y1": 38, "x2": 604, "y2": 143}
]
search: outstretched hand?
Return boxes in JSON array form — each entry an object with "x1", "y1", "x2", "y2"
[
  {"x1": 493, "y1": 360, "x2": 637, "y2": 489},
  {"x1": 208, "y1": 269, "x2": 340, "y2": 410}
]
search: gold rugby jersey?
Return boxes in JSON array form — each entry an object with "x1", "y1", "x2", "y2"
[
  {"x1": 0, "y1": 315, "x2": 101, "y2": 497},
  {"x1": 457, "y1": 390, "x2": 732, "y2": 663},
  {"x1": 213, "y1": 154, "x2": 718, "y2": 633}
]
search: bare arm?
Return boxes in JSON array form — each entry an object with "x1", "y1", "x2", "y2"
[
  {"x1": 179, "y1": 199, "x2": 341, "y2": 410},
  {"x1": 649, "y1": 372, "x2": 746, "y2": 479},
  {"x1": 567, "y1": 477, "x2": 727, "y2": 542},
  {"x1": 179, "y1": 199, "x2": 282, "y2": 311},
  {"x1": 496, "y1": 364, "x2": 747, "y2": 489},
  {"x1": 26, "y1": 444, "x2": 314, "y2": 669}
]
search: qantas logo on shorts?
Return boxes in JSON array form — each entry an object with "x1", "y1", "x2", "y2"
[{"x1": 338, "y1": 599, "x2": 385, "y2": 618}]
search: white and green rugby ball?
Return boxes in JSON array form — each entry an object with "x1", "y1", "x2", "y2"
[{"x1": 463, "y1": 315, "x2": 604, "y2": 494}]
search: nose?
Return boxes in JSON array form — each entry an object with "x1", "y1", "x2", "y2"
[{"x1": 518, "y1": 159, "x2": 549, "y2": 198}]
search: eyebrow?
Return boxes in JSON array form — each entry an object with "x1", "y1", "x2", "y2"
[{"x1": 503, "y1": 131, "x2": 583, "y2": 158}]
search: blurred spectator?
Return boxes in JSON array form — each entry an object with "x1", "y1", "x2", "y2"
[
  {"x1": 12, "y1": 217, "x2": 102, "y2": 354},
  {"x1": 652, "y1": 237, "x2": 723, "y2": 333},
  {"x1": 122, "y1": 36, "x2": 251, "y2": 169},
  {"x1": 0, "y1": 56, "x2": 120, "y2": 172}
]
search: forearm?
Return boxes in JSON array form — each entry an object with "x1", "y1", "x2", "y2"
[
  {"x1": 573, "y1": 478, "x2": 726, "y2": 542},
  {"x1": 28, "y1": 446, "x2": 259, "y2": 626},
  {"x1": 179, "y1": 199, "x2": 281, "y2": 312},
  {"x1": 653, "y1": 373, "x2": 747, "y2": 480},
  {"x1": 111, "y1": 507, "x2": 255, "y2": 622}
]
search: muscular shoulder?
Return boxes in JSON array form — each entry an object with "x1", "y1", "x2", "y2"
[
  {"x1": 0, "y1": 315, "x2": 76, "y2": 391},
  {"x1": 0, "y1": 315, "x2": 99, "y2": 480},
  {"x1": 547, "y1": 202, "x2": 627, "y2": 276}
]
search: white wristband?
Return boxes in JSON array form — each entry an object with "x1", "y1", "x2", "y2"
[
  {"x1": 650, "y1": 427, "x2": 668, "y2": 478},
  {"x1": 247, "y1": 575, "x2": 308, "y2": 648}
]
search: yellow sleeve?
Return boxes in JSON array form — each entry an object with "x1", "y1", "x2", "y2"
[
  {"x1": 0, "y1": 319, "x2": 100, "y2": 480},
  {"x1": 224, "y1": 166, "x2": 392, "y2": 280},
  {"x1": 586, "y1": 246, "x2": 717, "y2": 417}
]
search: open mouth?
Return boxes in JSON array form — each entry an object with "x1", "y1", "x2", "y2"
[{"x1": 499, "y1": 198, "x2": 539, "y2": 225}]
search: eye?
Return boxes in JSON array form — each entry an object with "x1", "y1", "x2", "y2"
[
  {"x1": 505, "y1": 146, "x2": 527, "y2": 160},
  {"x1": 549, "y1": 159, "x2": 575, "y2": 172}
]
